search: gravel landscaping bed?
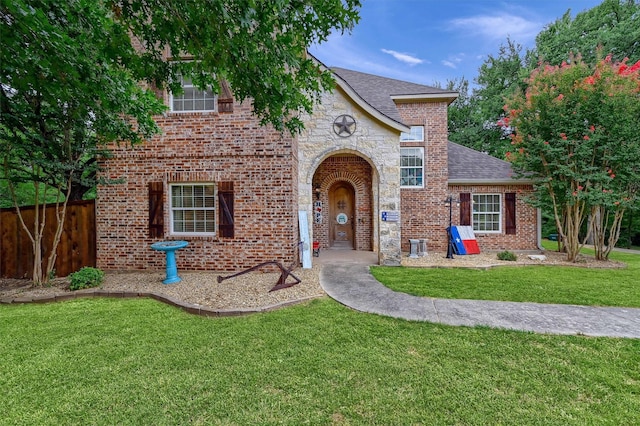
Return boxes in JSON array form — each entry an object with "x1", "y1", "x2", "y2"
[
  {"x1": 1, "y1": 250, "x2": 625, "y2": 311},
  {"x1": 0, "y1": 265, "x2": 324, "y2": 311}
]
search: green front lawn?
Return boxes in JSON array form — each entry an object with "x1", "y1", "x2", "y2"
[
  {"x1": 372, "y1": 249, "x2": 640, "y2": 307},
  {"x1": 1, "y1": 298, "x2": 639, "y2": 425}
]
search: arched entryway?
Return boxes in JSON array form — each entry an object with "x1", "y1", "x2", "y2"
[
  {"x1": 329, "y1": 181, "x2": 355, "y2": 249},
  {"x1": 312, "y1": 154, "x2": 374, "y2": 252}
]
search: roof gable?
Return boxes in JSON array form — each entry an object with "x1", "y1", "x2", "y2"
[{"x1": 331, "y1": 67, "x2": 457, "y2": 124}]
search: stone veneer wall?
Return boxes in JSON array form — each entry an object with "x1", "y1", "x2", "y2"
[
  {"x1": 297, "y1": 87, "x2": 402, "y2": 265},
  {"x1": 96, "y1": 100, "x2": 299, "y2": 272}
]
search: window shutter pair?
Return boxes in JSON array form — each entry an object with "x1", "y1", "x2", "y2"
[
  {"x1": 147, "y1": 181, "x2": 235, "y2": 238},
  {"x1": 458, "y1": 192, "x2": 516, "y2": 234}
]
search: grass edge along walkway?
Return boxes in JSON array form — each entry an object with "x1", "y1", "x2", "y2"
[{"x1": 371, "y1": 249, "x2": 640, "y2": 308}]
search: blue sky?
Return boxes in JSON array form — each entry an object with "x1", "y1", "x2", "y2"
[{"x1": 309, "y1": 0, "x2": 604, "y2": 87}]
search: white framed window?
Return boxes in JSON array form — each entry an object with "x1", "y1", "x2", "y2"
[
  {"x1": 400, "y1": 147, "x2": 424, "y2": 188},
  {"x1": 170, "y1": 76, "x2": 217, "y2": 112},
  {"x1": 400, "y1": 125, "x2": 424, "y2": 142},
  {"x1": 473, "y1": 194, "x2": 502, "y2": 233},
  {"x1": 170, "y1": 183, "x2": 216, "y2": 235}
]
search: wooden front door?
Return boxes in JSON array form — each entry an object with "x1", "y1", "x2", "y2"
[{"x1": 329, "y1": 182, "x2": 355, "y2": 249}]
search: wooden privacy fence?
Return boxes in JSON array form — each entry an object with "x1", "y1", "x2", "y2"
[{"x1": 0, "y1": 200, "x2": 96, "y2": 279}]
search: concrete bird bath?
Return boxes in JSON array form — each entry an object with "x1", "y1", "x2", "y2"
[{"x1": 150, "y1": 240, "x2": 189, "y2": 284}]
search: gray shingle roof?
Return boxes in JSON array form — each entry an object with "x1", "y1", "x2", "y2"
[
  {"x1": 331, "y1": 67, "x2": 455, "y2": 124},
  {"x1": 448, "y1": 141, "x2": 520, "y2": 183}
]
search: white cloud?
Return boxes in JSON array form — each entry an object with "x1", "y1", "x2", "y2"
[
  {"x1": 441, "y1": 53, "x2": 465, "y2": 69},
  {"x1": 381, "y1": 49, "x2": 424, "y2": 66},
  {"x1": 448, "y1": 13, "x2": 541, "y2": 43}
]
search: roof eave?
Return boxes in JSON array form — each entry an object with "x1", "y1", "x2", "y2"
[
  {"x1": 333, "y1": 77, "x2": 410, "y2": 133},
  {"x1": 448, "y1": 178, "x2": 535, "y2": 185},
  {"x1": 391, "y1": 92, "x2": 459, "y2": 105}
]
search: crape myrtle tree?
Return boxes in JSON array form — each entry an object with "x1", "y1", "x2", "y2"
[
  {"x1": 0, "y1": 0, "x2": 360, "y2": 284},
  {"x1": 504, "y1": 55, "x2": 640, "y2": 261}
]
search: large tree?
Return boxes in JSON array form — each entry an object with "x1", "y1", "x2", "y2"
[
  {"x1": 504, "y1": 56, "x2": 640, "y2": 261},
  {"x1": 0, "y1": 0, "x2": 361, "y2": 284},
  {"x1": 448, "y1": 38, "x2": 527, "y2": 159},
  {"x1": 534, "y1": 0, "x2": 640, "y2": 67}
]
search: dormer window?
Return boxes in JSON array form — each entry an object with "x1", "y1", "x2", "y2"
[
  {"x1": 400, "y1": 125, "x2": 424, "y2": 142},
  {"x1": 170, "y1": 76, "x2": 217, "y2": 112}
]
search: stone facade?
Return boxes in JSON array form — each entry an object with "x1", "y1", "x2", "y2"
[{"x1": 297, "y1": 86, "x2": 402, "y2": 265}]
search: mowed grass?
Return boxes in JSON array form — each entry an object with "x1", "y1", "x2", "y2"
[
  {"x1": 1, "y1": 297, "x2": 639, "y2": 425},
  {"x1": 371, "y1": 248, "x2": 640, "y2": 307}
]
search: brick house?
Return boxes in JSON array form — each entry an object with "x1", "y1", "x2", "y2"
[{"x1": 96, "y1": 63, "x2": 538, "y2": 271}]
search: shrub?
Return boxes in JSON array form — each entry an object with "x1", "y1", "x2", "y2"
[
  {"x1": 497, "y1": 251, "x2": 517, "y2": 261},
  {"x1": 69, "y1": 267, "x2": 104, "y2": 291}
]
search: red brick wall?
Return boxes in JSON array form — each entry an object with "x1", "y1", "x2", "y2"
[
  {"x1": 97, "y1": 101, "x2": 298, "y2": 272},
  {"x1": 312, "y1": 155, "x2": 373, "y2": 251},
  {"x1": 398, "y1": 101, "x2": 451, "y2": 252},
  {"x1": 396, "y1": 101, "x2": 538, "y2": 253},
  {"x1": 448, "y1": 184, "x2": 538, "y2": 251}
]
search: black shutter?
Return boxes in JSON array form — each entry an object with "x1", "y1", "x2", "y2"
[
  {"x1": 218, "y1": 182, "x2": 234, "y2": 238},
  {"x1": 149, "y1": 182, "x2": 164, "y2": 238},
  {"x1": 217, "y1": 80, "x2": 234, "y2": 113},
  {"x1": 505, "y1": 192, "x2": 516, "y2": 235},
  {"x1": 459, "y1": 193, "x2": 471, "y2": 226}
]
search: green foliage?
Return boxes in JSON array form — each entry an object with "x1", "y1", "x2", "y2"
[
  {"x1": 496, "y1": 250, "x2": 517, "y2": 261},
  {"x1": 68, "y1": 267, "x2": 104, "y2": 291},
  {"x1": 1, "y1": 0, "x2": 360, "y2": 283},
  {"x1": 505, "y1": 56, "x2": 640, "y2": 261},
  {"x1": 447, "y1": 38, "x2": 528, "y2": 160},
  {"x1": 534, "y1": 0, "x2": 640, "y2": 67},
  {"x1": 114, "y1": 0, "x2": 361, "y2": 134}
]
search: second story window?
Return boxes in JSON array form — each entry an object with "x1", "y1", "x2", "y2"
[
  {"x1": 400, "y1": 125, "x2": 424, "y2": 142},
  {"x1": 400, "y1": 147, "x2": 424, "y2": 188},
  {"x1": 171, "y1": 76, "x2": 217, "y2": 113}
]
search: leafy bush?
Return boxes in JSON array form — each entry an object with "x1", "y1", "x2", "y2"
[
  {"x1": 497, "y1": 251, "x2": 517, "y2": 261},
  {"x1": 69, "y1": 267, "x2": 104, "y2": 291}
]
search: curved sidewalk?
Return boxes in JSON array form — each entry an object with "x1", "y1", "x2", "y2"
[{"x1": 319, "y1": 257, "x2": 640, "y2": 339}]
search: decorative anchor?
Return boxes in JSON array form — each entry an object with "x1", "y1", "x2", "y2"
[{"x1": 216, "y1": 261, "x2": 302, "y2": 292}]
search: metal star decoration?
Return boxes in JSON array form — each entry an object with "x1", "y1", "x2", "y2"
[{"x1": 333, "y1": 114, "x2": 356, "y2": 137}]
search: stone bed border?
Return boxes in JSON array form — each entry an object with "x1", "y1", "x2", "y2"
[{"x1": 0, "y1": 289, "x2": 324, "y2": 317}]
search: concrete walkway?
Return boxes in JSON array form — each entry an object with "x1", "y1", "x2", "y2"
[{"x1": 317, "y1": 250, "x2": 640, "y2": 339}]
